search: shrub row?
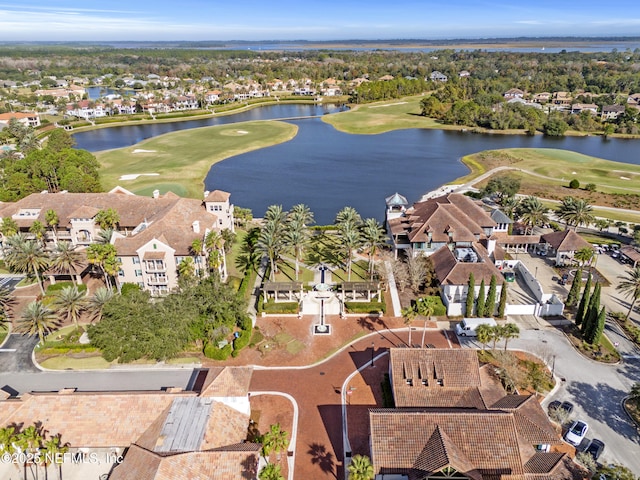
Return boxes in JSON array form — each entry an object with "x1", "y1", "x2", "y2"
[
  {"x1": 263, "y1": 300, "x2": 299, "y2": 314},
  {"x1": 345, "y1": 301, "x2": 386, "y2": 314},
  {"x1": 46, "y1": 282, "x2": 87, "y2": 293}
]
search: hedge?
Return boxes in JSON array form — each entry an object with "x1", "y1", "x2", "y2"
[
  {"x1": 415, "y1": 296, "x2": 447, "y2": 316},
  {"x1": 204, "y1": 343, "x2": 232, "y2": 360},
  {"x1": 46, "y1": 282, "x2": 87, "y2": 294},
  {"x1": 231, "y1": 329, "x2": 252, "y2": 357},
  {"x1": 344, "y1": 301, "x2": 386, "y2": 314},
  {"x1": 263, "y1": 300, "x2": 299, "y2": 314}
]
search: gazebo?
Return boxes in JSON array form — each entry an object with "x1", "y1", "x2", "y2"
[{"x1": 540, "y1": 230, "x2": 592, "y2": 266}]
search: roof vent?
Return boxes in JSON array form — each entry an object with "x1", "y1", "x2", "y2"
[
  {"x1": 153, "y1": 189, "x2": 160, "y2": 199},
  {"x1": 192, "y1": 221, "x2": 200, "y2": 233}
]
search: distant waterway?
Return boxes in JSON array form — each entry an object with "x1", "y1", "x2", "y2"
[{"x1": 73, "y1": 103, "x2": 640, "y2": 225}]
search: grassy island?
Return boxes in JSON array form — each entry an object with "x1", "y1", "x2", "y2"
[{"x1": 96, "y1": 120, "x2": 297, "y2": 198}]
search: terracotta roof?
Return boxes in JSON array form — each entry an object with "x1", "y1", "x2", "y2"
[
  {"x1": 431, "y1": 244, "x2": 504, "y2": 286},
  {"x1": 492, "y1": 396, "x2": 561, "y2": 445},
  {"x1": 388, "y1": 194, "x2": 496, "y2": 245},
  {"x1": 541, "y1": 230, "x2": 591, "y2": 252},
  {"x1": 204, "y1": 190, "x2": 231, "y2": 202},
  {"x1": 69, "y1": 205, "x2": 100, "y2": 219},
  {"x1": 109, "y1": 443, "x2": 260, "y2": 480},
  {"x1": 0, "y1": 112, "x2": 39, "y2": 120},
  {"x1": 620, "y1": 246, "x2": 640, "y2": 263},
  {"x1": 523, "y1": 452, "x2": 565, "y2": 474},
  {"x1": 0, "y1": 391, "x2": 197, "y2": 448},
  {"x1": 200, "y1": 367, "x2": 253, "y2": 398},
  {"x1": 370, "y1": 409, "x2": 526, "y2": 479}
]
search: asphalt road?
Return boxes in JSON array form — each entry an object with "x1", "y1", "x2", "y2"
[{"x1": 510, "y1": 329, "x2": 640, "y2": 472}]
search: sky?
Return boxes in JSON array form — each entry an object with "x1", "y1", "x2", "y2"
[{"x1": 1, "y1": 0, "x2": 640, "y2": 42}]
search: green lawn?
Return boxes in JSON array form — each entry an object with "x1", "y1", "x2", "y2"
[
  {"x1": 457, "y1": 148, "x2": 640, "y2": 193},
  {"x1": 39, "y1": 355, "x2": 113, "y2": 370},
  {"x1": 96, "y1": 120, "x2": 298, "y2": 198},
  {"x1": 322, "y1": 95, "x2": 448, "y2": 134},
  {"x1": 272, "y1": 259, "x2": 315, "y2": 283}
]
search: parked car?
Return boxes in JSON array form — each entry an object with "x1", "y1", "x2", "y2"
[
  {"x1": 585, "y1": 438, "x2": 605, "y2": 461},
  {"x1": 559, "y1": 273, "x2": 569, "y2": 285},
  {"x1": 560, "y1": 401, "x2": 574, "y2": 414},
  {"x1": 503, "y1": 271, "x2": 515, "y2": 282},
  {"x1": 564, "y1": 420, "x2": 588, "y2": 446}
]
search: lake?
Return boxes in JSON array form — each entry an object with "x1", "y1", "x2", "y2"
[{"x1": 74, "y1": 104, "x2": 640, "y2": 225}]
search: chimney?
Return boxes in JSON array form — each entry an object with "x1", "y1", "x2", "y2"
[
  {"x1": 152, "y1": 189, "x2": 160, "y2": 199},
  {"x1": 204, "y1": 190, "x2": 210, "y2": 199},
  {"x1": 192, "y1": 221, "x2": 200, "y2": 233}
]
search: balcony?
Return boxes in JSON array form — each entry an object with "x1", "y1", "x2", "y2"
[{"x1": 147, "y1": 275, "x2": 168, "y2": 286}]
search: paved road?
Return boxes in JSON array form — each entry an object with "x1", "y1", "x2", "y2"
[
  {"x1": 0, "y1": 334, "x2": 40, "y2": 373},
  {"x1": 507, "y1": 329, "x2": 640, "y2": 472}
]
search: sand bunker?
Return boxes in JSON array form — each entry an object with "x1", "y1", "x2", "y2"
[
  {"x1": 369, "y1": 102, "x2": 408, "y2": 108},
  {"x1": 236, "y1": 130, "x2": 249, "y2": 134},
  {"x1": 132, "y1": 149, "x2": 157, "y2": 154},
  {"x1": 620, "y1": 176, "x2": 631, "y2": 180},
  {"x1": 119, "y1": 173, "x2": 160, "y2": 181}
]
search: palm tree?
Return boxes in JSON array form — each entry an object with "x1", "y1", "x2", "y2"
[
  {"x1": 50, "y1": 241, "x2": 85, "y2": 285},
  {"x1": 94, "y1": 208, "x2": 120, "y2": 230},
  {"x1": 518, "y1": 196, "x2": 549, "y2": 234},
  {"x1": 348, "y1": 454, "x2": 374, "y2": 480},
  {"x1": 5, "y1": 235, "x2": 50, "y2": 295},
  {"x1": 262, "y1": 423, "x2": 289, "y2": 460},
  {"x1": 29, "y1": 220, "x2": 47, "y2": 246},
  {"x1": 51, "y1": 285, "x2": 87, "y2": 331},
  {"x1": 17, "y1": 300, "x2": 59, "y2": 344},
  {"x1": 361, "y1": 218, "x2": 386, "y2": 277},
  {"x1": 0, "y1": 426, "x2": 16, "y2": 454},
  {"x1": 500, "y1": 196, "x2": 520, "y2": 220},
  {"x1": 556, "y1": 197, "x2": 594, "y2": 230},
  {"x1": 86, "y1": 243, "x2": 118, "y2": 290},
  {"x1": 402, "y1": 305, "x2": 417, "y2": 346},
  {"x1": 86, "y1": 287, "x2": 114, "y2": 323},
  {"x1": 335, "y1": 206, "x2": 362, "y2": 231},
  {"x1": 0, "y1": 286, "x2": 14, "y2": 325},
  {"x1": 502, "y1": 323, "x2": 520, "y2": 351},
  {"x1": 341, "y1": 224, "x2": 362, "y2": 281},
  {"x1": 284, "y1": 220, "x2": 308, "y2": 281},
  {"x1": 42, "y1": 433, "x2": 68, "y2": 480},
  {"x1": 617, "y1": 266, "x2": 640, "y2": 319},
  {"x1": 416, "y1": 296, "x2": 438, "y2": 347},
  {"x1": 177, "y1": 256, "x2": 196, "y2": 283},
  {"x1": 259, "y1": 222, "x2": 285, "y2": 282},
  {"x1": 205, "y1": 230, "x2": 226, "y2": 277},
  {"x1": 574, "y1": 247, "x2": 595, "y2": 267},
  {"x1": 0, "y1": 217, "x2": 19, "y2": 237},
  {"x1": 45, "y1": 209, "x2": 59, "y2": 245},
  {"x1": 259, "y1": 463, "x2": 284, "y2": 480},
  {"x1": 96, "y1": 227, "x2": 114, "y2": 244},
  {"x1": 288, "y1": 204, "x2": 314, "y2": 227},
  {"x1": 476, "y1": 323, "x2": 492, "y2": 350}
]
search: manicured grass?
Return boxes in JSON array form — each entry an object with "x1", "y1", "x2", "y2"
[
  {"x1": 322, "y1": 95, "x2": 449, "y2": 134},
  {"x1": 96, "y1": 120, "x2": 298, "y2": 198},
  {"x1": 272, "y1": 259, "x2": 315, "y2": 284},
  {"x1": 166, "y1": 356, "x2": 201, "y2": 364},
  {"x1": 39, "y1": 355, "x2": 113, "y2": 370},
  {"x1": 458, "y1": 148, "x2": 640, "y2": 193}
]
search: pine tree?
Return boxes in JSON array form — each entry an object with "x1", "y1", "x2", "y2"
[
  {"x1": 465, "y1": 273, "x2": 475, "y2": 316},
  {"x1": 484, "y1": 275, "x2": 497, "y2": 317},
  {"x1": 587, "y1": 306, "x2": 606, "y2": 345},
  {"x1": 498, "y1": 281, "x2": 508, "y2": 318},
  {"x1": 476, "y1": 279, "x2": 486, "y2": 317},
  {"x1": 566, "y1": 268, "x2": 582, "y2": 307},
  {"x1": 575, "y1": 273, "x2": 592, "y2": 326}
]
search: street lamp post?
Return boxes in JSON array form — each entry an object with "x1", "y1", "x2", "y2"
[
  {"x1": 371, "y1": 342, "x2": 375, "y2": 367},
  {"x1": 551, "y1": 355, "x2": 556, "y2": 378}
]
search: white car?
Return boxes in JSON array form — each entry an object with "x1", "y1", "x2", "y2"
[{"x1": 564, "y1": 420, "x2": 588, "y2": 446}]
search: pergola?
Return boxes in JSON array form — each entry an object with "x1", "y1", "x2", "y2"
[
  {"x1": 263, "y1": 281, "x2": 303, "y2": 302},
  {"x1": 340, "y1": 281, "x2": 381, "y2": 302},
  {"x1": 620, "y1": 246, "x2": 640, "y2": 268}
]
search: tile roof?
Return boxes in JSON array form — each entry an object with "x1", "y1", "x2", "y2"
[
  {"x1": 200, "y1": 366, "x2": 254, "y2": 397},
  {"x1": 370, "y1": 409, "x2": 526, "y2": 480},
  {"x1": 541, "y1": 230, "x2": 591, "y2": 252},
  {"x1": 109, "y1": 443, "x2": 261, "y2": 480},
  {"x1": 204, "y1": 190, "x2": 231, "y2": 202},
  {"x1": 431, "y1": 243, "x2": 505, "y2": 286},
  {"x1": 387, "y1": 194, "x2": 496, "y2": 245},
  {"x1": 492, "y1": 396, "x2": 561, "y2": 445}
]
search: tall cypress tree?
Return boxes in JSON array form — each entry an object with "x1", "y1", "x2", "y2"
[
  {"x1": 587, "y1": 306, "x2": 606, "y2": 345},
  {"x1": 476, "y1": 279, "x2": 486, "y2": 317},
  {"x1": 484, "y1": 275, "x2": 497, "y2": 317},
  {"x1": 575, "y1": 273, "x2": 592, "y2": 326},
  {"x1": 566, "y1": 268, "x2": 582, "y2": 308},
  {"x1": 582, "y1": 283, "x2": 601, "y2": 338},
  {"x1": 465, "y1": 273, "x2": 475, "y2": 316},
  {"x1": 498, "y1": 281, "x2": 508, "y2": 318}
]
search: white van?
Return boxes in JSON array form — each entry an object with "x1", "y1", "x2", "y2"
[{"x1": 455, "y1": 318, "x2": 497, "y2": 337}]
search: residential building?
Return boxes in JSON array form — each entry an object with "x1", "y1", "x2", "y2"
[
  {"x1": 0, "y1": 187, "x2": 234, "y2": 295},
  {"x1": 570, "y1": 103, "x2": 598, "y2": 115},
  {"x1": 553, "y1": 92, "x2": 572, "y2": 106},
  {"x1": 368, "y1": 348, "x2": 581, "y2": 480},
  {"x1": 0, "y1": 111, "x2": 41, "y2": 128},
  {"x1": 429, "y1": 71, "x2": 448, "y2": 82},
  {"x1": 503, "y1": 88, "x2": 525, "y2": 99},
  {"x1": 601, "y1": 104, "x2": 626, "y2": 120},
  {"x1": 533, "y1": 92, "x2": 551, "y2": 104}
]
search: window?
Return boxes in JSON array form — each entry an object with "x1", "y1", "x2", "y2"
[
  {"x1": 135, "y1": 269, "x2": 142, "y2": 277},
  {"x1": 118, "y1": 269, "x2": 124, "y2": 277},
  {"x1": 133, "y1": 257, "x2": 140, "y2": 265}
]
